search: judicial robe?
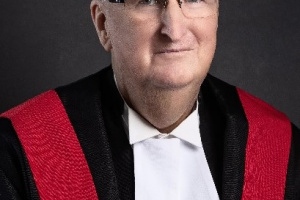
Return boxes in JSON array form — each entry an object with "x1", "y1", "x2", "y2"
[{"x1": 0, "y1": 66, "x2": 299, "y2": 200}]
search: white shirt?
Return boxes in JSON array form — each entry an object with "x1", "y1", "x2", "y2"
[{"x1": 122, "y1": 103, "x2": 220, "y2": 200}]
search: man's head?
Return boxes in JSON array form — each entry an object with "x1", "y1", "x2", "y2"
[
  {"x1": 91, "y1": 0, "x2": 218, "y2": 126},
  {"x1": 91, "y1": 0, "x2": 218, "y2": 90}
]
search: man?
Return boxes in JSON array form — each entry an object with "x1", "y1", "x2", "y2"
[{"x1": 0, "y1": 0, "x2": 299, "y2": 199}]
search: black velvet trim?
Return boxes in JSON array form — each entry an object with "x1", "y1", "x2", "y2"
[
  {"x1": 201, "y1": 74, "x2": 249, "y2": 200},
  {"x1": 56, "y1": 66, "x2": 134, "y2": 200},
  {"x1": 198, "y1": 82, "x2": 226, "y2": 196},
  {"x1": 285, "y1": 124, "x2": 300, "y2": 200},
  {"x1": 0, "y1": 118, "x2": 39, "y2": 200},
  {"x1": 100, "y1": 68, "x2": 135, "y2": 200}
]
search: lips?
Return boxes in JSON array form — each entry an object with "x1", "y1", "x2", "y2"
[{"x1": 155, "y1": 48, "x2": 193, "y2": 54}]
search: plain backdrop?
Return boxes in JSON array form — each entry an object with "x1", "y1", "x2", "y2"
[{"x1": 0, "y1": 0, "x2": 299, "y2": 127}]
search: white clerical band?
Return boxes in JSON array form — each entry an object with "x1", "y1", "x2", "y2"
[{"x1": 134, "y1": 137, "x2": 219, "y2": 200}]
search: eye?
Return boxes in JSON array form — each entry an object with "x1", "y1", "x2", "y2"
[
  {"x1": 138, "y1": 0, "x2": 158, "y2": 5},
  {"x1": 186, "y1": 0, "x2": 202, "y2": 3},
  {"x1": 109, "y1": 0, "x2": 125, "y2": 3}
]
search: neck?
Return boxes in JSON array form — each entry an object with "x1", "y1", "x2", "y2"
[
  {"x1": 157, "y1": 100, "x2": 197, "y2": 133},
  {"x1": 121, "y1": 84, "x2": 200, "y2": 133}
]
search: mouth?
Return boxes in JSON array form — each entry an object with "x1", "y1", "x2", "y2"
[{"x1": 155, "y1": 48, "x2": 193, "y2": 54}]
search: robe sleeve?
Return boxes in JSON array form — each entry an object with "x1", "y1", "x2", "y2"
[{"x1": 0, "y1": 118, "x2": 39, "y2": 200}]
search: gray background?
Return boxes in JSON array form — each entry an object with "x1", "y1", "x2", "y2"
[{"x1": 0, "y1": 0, "x2": 299, "y2": 127}]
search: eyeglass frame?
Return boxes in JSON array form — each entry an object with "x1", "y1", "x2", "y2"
[{"x1": 108, "y1": 0, "x2": 184, "y2": 9}]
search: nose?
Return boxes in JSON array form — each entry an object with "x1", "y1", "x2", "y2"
[{"x1": 160, "y1": 0, "x2": 187, "y2": 41}]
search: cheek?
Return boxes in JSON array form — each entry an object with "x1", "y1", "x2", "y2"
[
  {"x1": 193, "y1": 15, "x2": 218, "y2": 44},
  {"x1": 107, "y1": 13, "x2": 157, "y2": 51},
  {"x1": 194, "y1": 17, "x2": 218, "y2": 59},
  {"x1": 109, "y1": 16, "x2": 159, "y2": 74}
]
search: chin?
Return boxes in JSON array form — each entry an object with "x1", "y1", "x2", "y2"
[
  {"x1": 151, "y1": 64, "x2": 205, "y2": 88},
  {"x1": 148, "y1": 71, "x2": 199, "y2": 90}
]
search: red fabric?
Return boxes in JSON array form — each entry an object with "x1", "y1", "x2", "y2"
[
  {"x1": 238, "y1": 88, "x2": 291, "y2": 200},
  {"x1": 1, "y1": 90, "x2": 98, "y2": 200}
]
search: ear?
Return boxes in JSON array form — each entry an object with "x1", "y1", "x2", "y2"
[{"x1": 90, "y1": 0, "x2": 112, "y2": 51}]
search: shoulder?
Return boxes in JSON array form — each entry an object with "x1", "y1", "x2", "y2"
[
  {"x1": 205, "y1": 74, "x2": 293, "y2": 152},
  {"x1": 204, "y1": 74, "x2": 300, "y2": 198},
  {"x1": 205, "y1": 73, "x2": 290, "y2": 123},
  {"x1": 56, "y1": 66, "x2": 113, "y2": 96},
  {"x1": 0, "y1": 66, "x2": 113, "y2": 199},
  {"x1": 238, "y1": 87, "x2": 286, "y2": 117},
  {"x1": 1, "y1": 66, "x2": 113, "y2": 119}
]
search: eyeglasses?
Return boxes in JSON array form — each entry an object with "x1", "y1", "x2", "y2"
[{"x1": 107, "y1": 0, "x2": 218, "y2": 19}]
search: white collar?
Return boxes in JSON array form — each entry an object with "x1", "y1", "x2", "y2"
[
  {"x1": 114, "y1": 75, "x2": 202, "y2": 148},
  {"x1": 122, "y1": 102, "x2": 202, "y2": 148}
]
